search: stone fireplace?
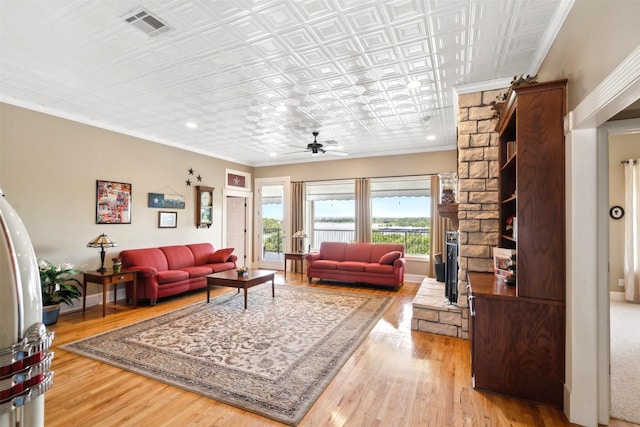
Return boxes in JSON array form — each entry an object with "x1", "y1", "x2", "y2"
[{"x1": 412, "y1": 87, "x2": 506, "y2": 339}]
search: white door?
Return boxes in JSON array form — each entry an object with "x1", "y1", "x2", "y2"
[
  {"x1": 226, "y1": 196, "x2": 246, "y2": 267},
  {"x1": 255, "y1": 177, "x2": 290, "y2": 270}
]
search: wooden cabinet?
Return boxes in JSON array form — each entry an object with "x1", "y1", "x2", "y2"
[
  {"x1": 469, "y1": 80, "x2": 567, "y2": 408},
  {"x1": 468, "y1": 272, "x2": 565, "y2": 407},
  {"x1": 195, "y1": 185, "x2": 214, "y2": 228},
  {"x1": 497, "y1": 79, "x2": 567, "y2": 301}
]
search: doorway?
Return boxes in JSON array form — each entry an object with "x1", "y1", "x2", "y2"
[
  {"x1": 602, "y1": 120, "x2": 640, "y2": 424},
  {"x1": 255, "y1": 177, "x2": 291, "y2": 270},
  {"x1": 226, "y1": 196, "x2": 247, "y2": 267},
  {"x1": 222, "y1": 189, "x2": 252, "y2": 268}
]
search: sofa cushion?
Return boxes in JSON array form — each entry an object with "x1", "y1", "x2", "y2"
[
  {"x1": 209, "y1": 248, "x2": 234, "y2": 263},
  {"x1": 160, "y1": 245, "x2": 196, "y2": 270},
  {"x1": 338, "y1": 261, "x2": 367, "y2": 272},
  {"x1": 157, "y1": 270, "x2": 189, "y2": 284},
  {"x1": 182, "y1": 266, "x2": 213, "y2": 278},
  {"x1": 319, "y1": 242, "x2": 347, "y2": 262},
  {"x1": 365, "y1": 263, "x2": 394, "y2": 274},
  {"x1": 120, "y1": 248, "x2": 169, "y2": 272},
  {"x1": 371, "y1": 244, "x2": 405, "y2": 263},
  {"x1": 208, "y1": 262, "x2": 237, "y2": 273},
  {"x1": 344, "y1": 242, "x2": 373, "y2": 263},
  {"x1": 187, "y1": 243, "x2": 215, "y2": 265},
  {"x1": 379, "y1": 251, "x2": 402, "y2": 265},
  {"x1": 312, "y1": 260, "x2": 340, "y2": 270}
]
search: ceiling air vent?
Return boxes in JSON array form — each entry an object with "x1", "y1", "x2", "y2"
[{"x1": 124, "y1": 9, "x2": 171, "y2": 37}]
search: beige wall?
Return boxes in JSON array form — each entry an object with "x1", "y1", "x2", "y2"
[
  {"x1": 1, "y1": 102, "x2": 457, "y2": 294},
  {"x1": 254, "y1": 151, "x2": 456, "y2": 181},
  {"x1": 0, "y1": 103, "x2": 251, "y2": 298},
  {"x1": 608, "y1": 132, "x2": 640, "y2": 292},
  {"x1": 537, "y1": 0, "x2": 640, "y2": 110}
]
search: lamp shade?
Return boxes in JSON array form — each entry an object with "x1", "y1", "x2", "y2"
[{"x1": 87, "y1": 234, "x2": 118, "y2": 248}]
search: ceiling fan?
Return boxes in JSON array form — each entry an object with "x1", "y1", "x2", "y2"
[{"x1": 284, "y1": 131, "x2": 348, "y2": 157}]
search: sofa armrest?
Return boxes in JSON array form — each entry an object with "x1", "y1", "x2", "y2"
[
  {"x1": 393, "y1": 257, "x2": 406, "y2": 269},
  {"x1": 306, "y1": 253, "x2": 321, "y2": 262},
  {"x1": 227, "y1": 254, "x2": 238, "y2": 264},
  {"x1": 124, "y1": 266, "x2": 157, "y2": 278}
]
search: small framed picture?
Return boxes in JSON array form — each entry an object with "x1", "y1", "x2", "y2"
[
  {"x1": 158, "y1": 211, "x2": 177, "y2": 228},
  {"x1": 493, "y1": 247, "x2": 514, "y2": 278}
]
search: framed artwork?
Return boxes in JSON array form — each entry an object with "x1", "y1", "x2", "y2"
[
  {"x1": 96, "y1": 180, "x2": 131, "y2": 224},
  {"x1": 148, "y1": 192, "x2": 185, "y2": 209},
  {"x1": 226, "y1": 169, "x2": 251, "y2": 191},
  {"x1": 158, "y1": 211, "x2": 177, "y2": 228}
]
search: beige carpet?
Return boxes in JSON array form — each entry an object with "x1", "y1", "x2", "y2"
[
  {"x1": 610, "y1": 299, "x2": 640, "y2": 424},
  {"x1": 62, "y1": 284, "x2": 394, "y2": 425}
]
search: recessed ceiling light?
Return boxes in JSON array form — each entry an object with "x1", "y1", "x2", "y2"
[
  {"x1": 427, "y1": 135, "x2": 436, "y2": 141},
  {"x1": 186, "y1": 122, "x2": 198, "y2": 129},
  {"x1": 276, "y1": 105, "x2": 287, "y2": 112},
  {"x1": 270, "y1": 153, "x2": 277, "y2": 157},
  {"x1": 406, "y1": 80, "x2": 421, "y2": 89}
]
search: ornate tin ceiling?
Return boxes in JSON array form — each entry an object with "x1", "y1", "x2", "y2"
[{"x1": 0, "y1": 0, "x2": 573, "y2": 166}]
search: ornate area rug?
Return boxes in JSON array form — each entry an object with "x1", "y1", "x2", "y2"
[{"x1": 62, "y1": 284, "x2": 394, "y2": 425}]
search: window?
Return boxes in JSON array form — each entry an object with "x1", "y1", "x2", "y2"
[
  {"x1": 370, "y1": 177, "x2": 431, "y2": 256},
  {"x1": 305, "y1": 181, "x2": 354, "y2": 250}
]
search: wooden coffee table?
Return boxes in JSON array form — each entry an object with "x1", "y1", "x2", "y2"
[{"x1": 206, "y1": 269, "x2": 275, "y2": 309}]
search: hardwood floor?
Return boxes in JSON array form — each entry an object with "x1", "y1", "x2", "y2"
[{"x1": 42, "y1": 273, "x2": 627, "y2": 426}]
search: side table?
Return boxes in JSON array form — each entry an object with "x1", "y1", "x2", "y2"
[
  {"x1": 83, "y1": 270, "x2": 137, "y2": 317},
  {"x1": 284, "y1": 252, "x2": 307, "y2": 279}
]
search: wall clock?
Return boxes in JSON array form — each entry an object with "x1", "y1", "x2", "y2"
[
  {"x1": 609, "y1": 205, "x2": 624, "y2": 220},
  {"x1": 195, "y1": 185, "x2": 214, "y2": 228}
]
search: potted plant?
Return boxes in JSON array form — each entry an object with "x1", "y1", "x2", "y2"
[{"x1": 39, "y1": 259, "x2": 83, "y2": 325}]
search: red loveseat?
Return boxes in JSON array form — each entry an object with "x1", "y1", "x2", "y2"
[
  {"x1": 306, "y1": 242, "x2": 405, "y2": 290},
  {"x1": 119, "y1": 243, "x2": 237, "y2": 305}
]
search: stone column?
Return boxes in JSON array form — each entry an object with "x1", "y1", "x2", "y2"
[{"x1": 455, "y1": 87, "x2": 507, "y2": 336}]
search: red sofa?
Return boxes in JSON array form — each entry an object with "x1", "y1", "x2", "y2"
[
  {"x1": 306, "y1": 242, "x2": 405, "y2": 290},
  {"x1": 119, "y1": 243, "x2": 237, "y2": 304}
]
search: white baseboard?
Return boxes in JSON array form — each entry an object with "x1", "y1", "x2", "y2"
[
  {"x1": 60, "y1": 275, "x2": 429, "y2": 314},
  {"x1": 59, "y1": 287, "x2": 128, "y2": 314},
  {"x1": 405, "y1": 274, "x2": 427, "y2": 284},
  {"x1": 610, "y1": 291, "x2": 625, "y2": 302}
]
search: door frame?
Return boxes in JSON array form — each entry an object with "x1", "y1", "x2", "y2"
[
  {"x1": 254, "y1": 176, "x2": 291, "y2": 270},
  {"x1": 222, "y1": 188, "x2": 253, "y2": 267},
  {"x1": 564, "y1": 47, "x2": 640, "y2": 426}
]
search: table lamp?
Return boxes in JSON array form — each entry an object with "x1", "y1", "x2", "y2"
[
  {"x1": 292, "y1": 230, "x2": 308, "y2": 253},
  {"x1": 87, "y1": 233, "x2": 118, "y2": 273}
]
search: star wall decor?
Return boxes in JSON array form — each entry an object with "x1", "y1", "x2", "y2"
[{"x1": 186, "y1": 168, "x2": 204, "y2": 187}]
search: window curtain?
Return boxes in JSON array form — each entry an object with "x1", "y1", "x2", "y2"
[
  {"x1": 429, "y1": 175, "x2": 446, "y2": 278},
  {"x1": 355, "y1": 178, "x2": 371, "y2": 243},
  {"x1": 624, "y1": 159, "x2": 640, "y2": 303},
  {"x1": 291, "y1": 182, "x2": 304, "y2": 251}
]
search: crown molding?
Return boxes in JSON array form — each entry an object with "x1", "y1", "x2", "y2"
[
  {"x1": 528, "y1": 0, "x2": 576, "y2": 75},
  {"x1": 569, "y1": 46, "x2": 640, "y2": 130}
]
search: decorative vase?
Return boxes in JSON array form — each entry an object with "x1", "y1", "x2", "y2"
[
  {"x1": 113, "y1": 262, "x2": 122, "y2": 273},
  {"x1": 42, "y1": 304, "x2": 60, "y2": 326}
]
